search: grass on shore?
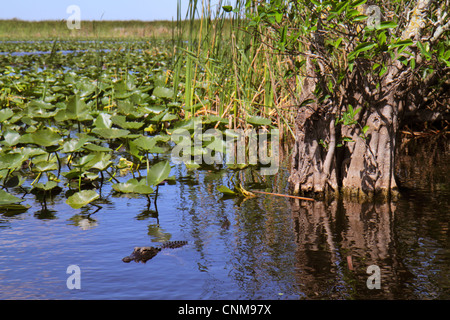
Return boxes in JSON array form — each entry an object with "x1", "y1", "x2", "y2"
[{"x1": 0, "y1": 19, "x2": 232, "y2": 40}]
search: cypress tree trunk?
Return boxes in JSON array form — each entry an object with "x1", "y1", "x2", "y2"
[{"x1": 288, "y1": 0, "x2": 448, "y2": 200}]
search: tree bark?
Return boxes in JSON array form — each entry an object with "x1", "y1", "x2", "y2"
[
  {"x1": 288, "y1": 53, "x2": 405, "y2": 200},
  {"x1": 340, "y1": 103, "x2": 399, "y2": 198},
  {"x1": 289, "y1": 58, "x2": 339, "y2": 196},
  {"x1": 288, "y1": 0, "x2": 449, "y2": 200}
]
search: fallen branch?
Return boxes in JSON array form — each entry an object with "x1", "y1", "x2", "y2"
[{"x1": 252, "y1": 190, "x2": 315, "y2": 201}]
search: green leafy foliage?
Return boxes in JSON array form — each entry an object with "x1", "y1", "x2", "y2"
[
  {"x1": 146, "y1": 160, "x2": 171, "y2": 186},
  {"x1": 112, "y1": 178, "x2": 154, "y2": 194},
  {"x1": 66, "y1": 190, "x2": 100, "y2": 209}
]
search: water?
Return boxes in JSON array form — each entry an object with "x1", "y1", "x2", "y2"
[{"x1": 0, "y1": 138, "x2": 449, "y2": 300}]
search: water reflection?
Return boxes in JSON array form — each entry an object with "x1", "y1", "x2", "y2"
[
  {"x1": 290, "y1": 199, "x2": 408, "y2": 299},
  {"x1": 287, "y1": 136, "x2": 450, "y2": 299},
  {"x1": 0, "y1": 136, "x2": 448, "y2": 299},
  {"x1": 67, "y1": 214, "x2": 98, "y2": 230}
]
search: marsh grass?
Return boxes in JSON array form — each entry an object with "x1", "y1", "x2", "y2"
[
  {"x1": 0, "y1": 19, "x2": 232, "y2": 41},
  {"x1": 171, "y1": 0, "x2": 297, "y2": 139}
]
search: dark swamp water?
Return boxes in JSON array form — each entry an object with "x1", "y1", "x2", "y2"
[{"x1": 0, "y1": 136, "x2": 448, "y2": 300}]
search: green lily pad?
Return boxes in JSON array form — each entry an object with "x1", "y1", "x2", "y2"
[
  {"x1": 34, "y1": 181, "x2": 58, "y2": 191},
  {"x1": 26, "y1": 101, "x2": 57, "y2": 119},
  {"x1": 33, "y1": 160, "x2": 58, "y2": 172},
  {"x1": 0, "y1": 189, "x2": 25, "y2": 205},
  {"x1": 89, "y1": 153, "x2": 113, "y2": 171},
  {"x1": 153, "y1": 86, "x2": 174, "y2": 100},
  {"x1": 133, "y1": 136, "x2": 157, "y2": 151},
  {"x1": 20, "y1": 128, "x2": 62, "y2": 147},
  {"x1": 55, "y1": 95, "x2": 92, "y2": 121},
  {"x1": 16, "y1": 147, "x2": 47, "y2": 159},
  {"x1": 62, "y1": 169, "x2": 83, "y2": 180},
  {"x1": 111, "y1": 115, "x2": 144, "y2": 130},
  {"x1": 161, "y1": 113, "x2": 178, "y2": 122},
  {"x1": 66, "y1": 190, "x2": 99, "y2": 209},
  {"x1": 92, "y1": 128, "x2": 130, "y2": 140},
  {"x1": 0, "y1": 153, "x2": 27, "y2": 170},
  {"x1": 1, "y1": 130, "x2": 21, "y2": 147},
  {"x1": 61, "y1": 137, "x2": 89, "y2": 153},
  {"x1": 185, "y1": 161, "x2": 201, "y2": 171},
  {"x1": 216, "y1": 185, "x2": 237, "y2": 196},
  {"x1": 142, "y1": 105, "x2": 166, "y2": 114},
  {"x1": 93, "y1": 112, "x2": 112, "y2": 129},
  {"x1": 74, "y1": 153, "x2": 112, "y2": 171},
  {"x1": 203, "y1": 115, "x2": 229, "y2": 125},
  {"x1": 82, "y1": 143, "x2": 112, "y2": 152},
  {"x1": 76, "y1": 80, "x2": 97, "y2": 98},
  {"x1": 0, "y1": 109, "x2": 14, "y2": 122},
  {"x1": 112, "y1": 178, "x2": 154, "y2": 194},
  {"x1": 117, "y1": 101, "x2": 135, "y2": 115},
  {"x1": 147, "y1": 160, "x2": 171, "y2": 186},
  {"x1": 146, "y1": 146, "x2": 166, "y2": 154}
]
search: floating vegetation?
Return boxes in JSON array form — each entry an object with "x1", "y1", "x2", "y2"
[{"x1": 0, "y1": 38, "x2": 278, "y2": 212}]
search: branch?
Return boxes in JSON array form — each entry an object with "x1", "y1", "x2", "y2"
[
  {"x1": 402, "y1": 0, "x2": 434, "y2": 40},
  {"x1": 430, "y1": 19, "x2": 450, "y2": 42},
  {"x1": 321, "y1": 113, "x2": 336, "y2": 188}
]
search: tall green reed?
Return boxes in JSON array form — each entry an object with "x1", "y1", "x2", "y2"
[{"x1": 171, "y1": 0, "x2": 296, "y2": 139}]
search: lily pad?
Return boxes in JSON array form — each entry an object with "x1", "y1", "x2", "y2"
[
  {"x1": 26, "y1": 101, "x2": 57, "y2": 119},
  {"x1": 55, "y1": 95, "x2": 92, "y2": 121},
  {"x1": 82, "y1": 143, "x2": 112, "y2": 152},
  {"x1": 89, "y1": 153, "x2": 113, "y2": 171},
  {"x1": 0, "y1": 189, "x2": 25, "y2": 205},
  {"x1": 141, "y1": 105, "x2": 166, "y2": 114},
  {"x1": 185, "y1": 161, "x2": 201, "y2": 171},
  {"x1": 0, "y1": 153, "x2": 27, "y2": 171},
  {"x1": 161, "y1": 113, "x2": 178, "y2": 122},
  {"x1": 111, "y1": 115, "x2": 144, "y2": 130},
  {"x1": 61, "y1": 137, "x2": 89, "y2": 153},
  {"x1": 216, "y1": 185, "x2": 237, "y2": 196},
  {"x1": 33, "y1": 160, "x2": 58, "y2": 172},
  {"x1": 153, "y1": 86, "x2": 174, "y2": 100},
  {"x1": 66, "y1": 190, "x2": 100, "y2": 209},
  {"x1": 147, "y1": 160, "x2": 171, "y2": 186},
  {"x1": 1, "y1": 130, "x2": 21, "y2": 147},
  {"x1": 0, "y1": 109, "x2": 14, "y2": 122},
  {"x1": 133, "y1": 136, "x2": 157, "y2": 152},
  {"x1": 34, "y1": 180, "x2": 58, "y2": 191},
  {"x1": 93, "y1": 112, "x2": 112, "y2": 129},
  {"x1": 20, "y1": 127, "x2": 62, "y2": 147},
  {"x1": 92, "y1": 128, "x2": 130, "y2": 140},
  {"x1": 74, "y1": 153, "x2": 112, "y2": 171},
  {"x1": 112, "y1": 178, "x2": 154, "y2": 194}
]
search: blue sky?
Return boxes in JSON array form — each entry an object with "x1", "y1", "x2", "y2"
[{"x1": 0, "y1": 0, "x2": 225, "y2": 21}]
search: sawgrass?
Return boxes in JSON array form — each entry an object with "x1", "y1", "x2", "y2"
[
  {"x1": 172, "y1": 0, "x2": 297, "y2": 138},
  {"x1": 0, "y1": 19, "x2": 233, "y2": 40}
]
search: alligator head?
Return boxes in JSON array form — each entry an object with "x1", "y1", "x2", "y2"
[
  {"x1": 122, "y1": 241, "x2": 188, "y2": 263},
  {"x1": 122, "y1": 246, "x2": 161, "y2": 263}
]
